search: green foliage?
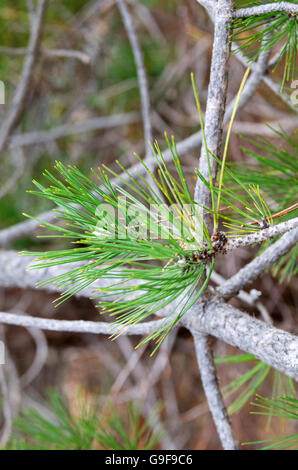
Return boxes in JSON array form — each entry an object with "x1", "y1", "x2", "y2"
[
  {"x1": 232, "y1": 5, "x2": 297, "y2": 89},
  {"x1": 4, "y1": 390, "x2": 161, "y2": 450},
  {"x1": 198, "y1": 153, "x2": 274, "y2": 236},
  {"x1": 229, "y1": 129, "x2": 298, "y2": 211},
  {"x1": 225, "y1": 129, "x2": 298, "y2": 281},
  {"x1": 23, "y1": 136, "x2": 215, "y2": 352},
  {"x1": 243, "y1": 395, "x2": 298, "y2": 449},
  {"x1": 215, "y1": 354, "x2": 296, "y2": 415}
]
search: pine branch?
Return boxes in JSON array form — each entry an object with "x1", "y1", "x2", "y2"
[
  {"x1": 225, "y1": 217, "x2": 298, "y2": 251},
  {"x1": 184, "y1": 301, "x2": 298, "y2": 380},
  {"x1": 217, "y1": 226, "x2": 298, "y2": 299},
  {"x1": 194, "y1": 0, "x2": 234, "y2": 214},
  {"x1": 0, "y1": 301, "x2": 296, "y2": 380},
  {"x1": 235, "y1": 3, "x2": 298, "y2": 18},
  {"x1": 0, "y1": 52, "x2": 271, "y2": 248},
  {"x1": 0, "y1": 312, "x2": 165, "y2": 337},
  {"x1": 192, "y1": 331, "x2": 237, "y2": 450},
  {"x1": 193, "y1": 1, "x2": 236, "y2": 451}
]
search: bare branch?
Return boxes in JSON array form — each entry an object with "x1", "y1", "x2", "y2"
[
  {"x1": 184, "y1": 301, "x2": 298, "y2": 380},
  {"x1": 193, "y1": 1, "x2": 236, "y2": 451},
  {"x1": 233, "y1": 48, "x2": 298, "y2": 113},
  {"x1": 0, "y1": 311, "x2": 166, "y2": 337},
  {"x1": 117, "y1": 0, "x2": 152, "y2": 158},
  {"x1": 225, "y1": 217, "x2": 298, "y2": 251},
  {"x1": 217, "y1": 227, "x2": 298, "y2": 299},
  {"x1": 234, "y1": 3, "x2": 298, "y2": 18},
  {"x1": 0, "y1": 47, "x2": 91, "y2": 64},
  {"x1": 9, "y1": 112, "x2": 139, "y2": 148},
  {"x1": 194, "y1": 0, "x2": 233, "y2": 211},
  {"x1": 0, "y1": 0, "x2": 48, "y2": 156},
  {"x1": 192, "y1": 331, "x2": 237, "y2": 449},
  {"x1": 211, "y1": 271, "x2": 273, "y2": 325}
]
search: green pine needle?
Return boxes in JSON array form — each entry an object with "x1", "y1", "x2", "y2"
[
  {"x1": 23, "y1": 140, "x2": 215, "y2": 351},
  {"x1": 231, "y1": 8, "x2": 297, "y2": 90}
]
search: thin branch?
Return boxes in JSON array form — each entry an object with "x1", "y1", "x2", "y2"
[
  {"x1": 0, "y1": 47, "x2": 91, "y2": 64},
  {"x1": 225, "y1": 217, "x2": 298, "y2": 251},
  {"x1": 211, "y1": 271, "x2": 273, "y2": 324},
  {"x1": 19, "y1": 320, "x2": 48, "y2": 388},
  {"x1": 233, "y1": 48, "x2": 298, "y2": 113},
  {"x1": 217, "y1": 227, "x2": 298, "y2": 299},
  {"x1": 234, "y1": 3, "x2": 298, "y2": 18},
  {"x1": 9, "y1": 112, "x2": 139, "y2": 148},
  {"x1": 117, "y1": 0, "x2": 152, "y2": 158},
  {"x1": 0, "y1": 311, "x2": 167, "y2": 337},
  {"x1": 192, "y1": 332, "x2": 237, "y2": 450},
  {"x1": 0, "y1": 0, "x2": 48, "y2": 156}
]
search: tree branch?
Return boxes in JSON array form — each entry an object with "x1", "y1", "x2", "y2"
[
  {"x1": 194, "y1": 0, "x2": 233, "y2": 212},
  {"x1": 217, "y1": 227, "x2": 298, "y2": 299},
  {"x1": 9, "y1": 112, "x2": 139, "y2": 148},
  {"x1": 117, "y1": 0, "x2": 152, "y2": 158},
  {"x1": 0, "y1": 311, "x2": 168, "y2": 337},
  {"x1": 234, "y1": 3, "x2": 298, "y2": 18},
  {"x1": 0, "y1": 0, "x2": 48, "y2": 156},
  {"x1": 193, "y1": 0, "x2": 236, "y2": 451},
  {"x1": 0, "y1": 47, "x2": 91, "y2": 64},
  {"x1": 192, "y1": 331, "x2": 237, "y2": 449},
  {"x1": 184, "y1": 301, "x2": 298, "y2": 380},
  {"x1": 225, "y1": 217, "x2": 298, "y2": 251}
]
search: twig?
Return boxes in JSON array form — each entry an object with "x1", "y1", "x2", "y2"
[
  {"x1": 0, "y1": 147, "x2": 25, "y2": 200},
  {"x1": 234, "y1": 3, "x2": 298, "y2": 18},
  {"x1": 20, "y1": 323, "x2": 48, "y2": 388},
  {"x1": 0, "y1": 0, "x2": 48, "y2": 156},
  {"x1": 9, "y1": 112, "x2": 139, "y2": 148},
  {"x1": 217, "y1": 226, "x2": 298, "y2": 299},
  {"x1": 211, "y1": 271, "x2": 273, "y2": 325},
  {"x1": 0, "y1": 312, "x2": 167, "y2": 337},
  {"x1": 0, "y1": 47, "x2": 91, "y2": 64},
  {"x1": 225, "y1": 217, "x2": 298, "y2": 251},
  {"x1": 117, "y1": 0, "x2": 152, "y2": 158},
  {"x1": 248, "y1": 204, "x2": 298, "y2": 226},
  {"x1": 192, "y1": 332, "x2": 237, "y2": 450}
]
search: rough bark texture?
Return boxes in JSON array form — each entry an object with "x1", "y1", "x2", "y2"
[
  {"x1": 218, "y1": 227, "x2": 298, "y2": 299},
  {"x1": 192, "y1": 331, "x2": 237, "y2": 449},
  {"x1": 185, "y1": 301, "x2": 298, "y2": 380},
  {"x1": 194, "y1": 0, "x2": 233, "y2": 209}
]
